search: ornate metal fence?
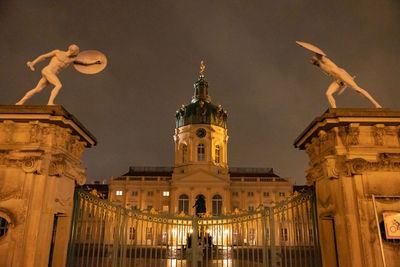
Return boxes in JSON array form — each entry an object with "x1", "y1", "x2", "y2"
[{"x1": 66, "y1": 189, "x2": 321, "y2": 267}]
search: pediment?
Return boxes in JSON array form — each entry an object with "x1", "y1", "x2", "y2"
[{"x1": 173, "y1": 169, "x2": 228, "y2": 185}]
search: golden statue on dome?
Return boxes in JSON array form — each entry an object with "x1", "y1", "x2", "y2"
[{"x1": 199, "y1": 60, "x2": 205, "y2": 78}]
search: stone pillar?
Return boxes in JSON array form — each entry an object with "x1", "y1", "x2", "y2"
[
  {"x1": 294, "y1": 108, "x2": 400, "y2": 267},
  {"x1": 0, "y1": 105, "x2": 96, "y2": 267}
]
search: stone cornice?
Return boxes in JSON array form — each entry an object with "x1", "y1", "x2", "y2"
[
  {"x1": 0, "y1": 105, "x2": 96, "y2": 147},
  {"x1": 294, "y1": 108, "x2": 400, "y2": 150}
]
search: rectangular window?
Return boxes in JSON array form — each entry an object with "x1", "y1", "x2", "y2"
[
  {"x1": 129, "y1": 227, "x2": 136, "y2": 240},
  {"x1": 163, "y1": 191, "x2": 170, "y2": 197},
  {"x1": 280, "y1": 228, "x2": 288, "y2": 241},
  {"x1": 131, "y1": 191, "x2": 138, "y2": 196},
  {"x1": 215, "y1": 145, "x2": 220, "y2": 163},
  {"x1": 232, "y1": 192, "x2": 239, "y2": 197},
  {"x1": 249, "y1": 228, "x2": 255, "y2": 243},
  {"x1": 279, "y1": 192, "x2": 285, "y2": 197},
  {"x1": 263, "y1": 192, "x2": 270, "y2": 197},
  {"x1": 197, "y1": 144, "x2": 205, "y2": 162},
  {"x1": 146, "y1": 227, "x2": 153, "y2": 240},
  {"x1": 248, "y1": 205, "x2": 254, "y2": 211},
  {"x1": 147, "y1": 191, "x2": 154, "y2": 196},
  {"x1": 116, "y1": 190, "x2": 123, "y2": 196},
  {"x1": 162, "y1": 205, "x2": 169, "y2": 212},
  {"x1": 86, "y1": 226, "x2": 91, "y2": 241},
  {"x1": 248, "y1": 192, "x2": 254, "y2": 197},
  {"x1": 147, "y1": 205, "x2": 153, "y2": 210}
]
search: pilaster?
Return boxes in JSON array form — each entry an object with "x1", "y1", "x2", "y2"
[
  {"x1": 295, "y1": 108, "x2": 400, "y2": 267},
  {"x1": 0, "y1": 105, "x2": 96, "y2": 267}
]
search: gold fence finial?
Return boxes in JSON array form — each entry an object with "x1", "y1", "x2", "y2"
[{"x1": 199, "y1": 60, "x2": 205, "y2": 78}]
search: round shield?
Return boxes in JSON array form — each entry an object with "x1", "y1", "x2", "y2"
[
  {"x1": 74, "y1": 50, "x2": 107, "y2": 74},
  {"x1": 296, "y1": 41, "x2": 326, "y2": 56}
]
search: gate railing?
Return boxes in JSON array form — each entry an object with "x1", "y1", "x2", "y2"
[{"x1": 66, "y1": 189, "x2": 321, "y2": 267}]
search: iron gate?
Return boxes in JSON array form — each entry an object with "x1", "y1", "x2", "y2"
[{"x1": 66, "y1": 189, "x2": 321, "y2": 267}]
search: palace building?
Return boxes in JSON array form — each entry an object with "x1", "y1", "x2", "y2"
[{"x1": 108, "y1": 66, "x2": 293, "y2": 215}]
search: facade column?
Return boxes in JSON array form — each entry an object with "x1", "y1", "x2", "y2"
[
  {"x1": 294, "y1": 108, "x2": 400, "y2": 267},
  {"x1": 0, "y1": 105, "x2": 96, "y2": 267}
]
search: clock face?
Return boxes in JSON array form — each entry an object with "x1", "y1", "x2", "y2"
[{"x1": 196, "y1": 128, "x2": 206, "y2": 138}]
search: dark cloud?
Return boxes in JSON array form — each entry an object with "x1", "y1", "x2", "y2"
[{"x1": 1, "y1": 0, "x2": 399, "y2": 184}]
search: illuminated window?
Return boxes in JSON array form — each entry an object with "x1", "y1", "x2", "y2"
[
  {"x1": 116, "y1": 190, "x2": 123, "y2": 196},
  {"x1": 197, "y1": 144, "x2": 205, "y2": 161},
  {"x1": 212, "y1": 195, "x2": 222, "y2": 215},
  {"x1": 215, "y1": 145, "x2": 220, "y2": 163},
  {"x1": 178, "y1": 194, "x2": 189, "y2": 214},
  {"x1": 129, "y1": 227, "x2": 136, "y2": 240},
  {"x1": 163, "y1": 191, "x2": 170, "y2": 197},
  {"x1": 309, "y1": 229, "x2": 314, "y2": 242},
  {"x1": 146, "y1": 227, "x2": 153, "y2": 240},
  {"x1": 182, "y1": 144, "x2": 187, "y2": 163},
  {"x1": 162, "y1": 205, "x2": 169, "y2": 212},
  {"x1": 280, "y1": 228, "x2": 288, "y2": 241}
]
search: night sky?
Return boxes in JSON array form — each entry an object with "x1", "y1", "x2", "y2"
[{"x1": 1, "y1": 1, "x2": 399, "y2": 184}]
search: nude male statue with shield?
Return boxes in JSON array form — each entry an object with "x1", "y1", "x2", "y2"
[
  {"x1": 16, "y1": 44, "x2": 107, "y2": 105},
  {"x1": 296, "y1": 41, "x2": 381, "y2": 108}
]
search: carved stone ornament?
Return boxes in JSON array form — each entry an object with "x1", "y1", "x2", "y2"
[
  {"x1": 317, "y1": 194, "x2": 334, "y2": 216},
  {"x1": 305, "y1": 129, "x2": 337, "y2": 163},
  {"x1": 372, "y1": 125, "x2": 385, "y2": 146},
  {"x1": 306, "y1": 164, "x2": 324, "y2": 184},
  {"x1": 48, "y1": 155, "x2": 65, "y2": 176},
  {"x1": 324, "y1": 155, "x2": 350, "y2": 179},
  {"x1": 20, "y1": 156, "x2": 41, "y2": 173},
  {"x1": 29, "y1": 122, "x2": 42, "y2": 143},
  {"x1": 348, "y1": 153, "x2": 400, "y2": 174},
  {"x1": 339, "y1": 125, "x2": 359, "y2": 146},
  {"x1": 349, "y1": 158, "x2": 368, "y2": 174},
  {"x1": 3, "y1": 120, "x2": 14, "y2": 143}
]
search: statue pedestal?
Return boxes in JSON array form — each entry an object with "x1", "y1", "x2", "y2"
[
  {"x1": 0, "y1": 105, "x2": 96, "y2": 267},
  {"x1": 295, "y1": 108, "x2": 400, "y2": 267}
]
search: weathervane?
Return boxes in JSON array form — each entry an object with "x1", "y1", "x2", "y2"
[
  {"x1": 16, "y1": 44, "x2": 107, "y2": 105},
  {"x1": 296, "y1": 41, "x2": 381, "y2": 108},
  {"x1": 199, "y1": 60, "x2": 205, "y2": 78}
]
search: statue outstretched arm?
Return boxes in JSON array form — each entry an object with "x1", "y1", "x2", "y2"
[
  {"x1": 74, "y1": 59, "x2": 102, "y2": 66},
  {"x1": 26, "y1": 50, "x2": 58, "y2": 71}
]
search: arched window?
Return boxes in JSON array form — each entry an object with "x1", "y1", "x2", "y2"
[
  {"x1": 212, "y1": 195, "x2": 222, "y2": 215},
  {"x1": 178, "y1": 194, "x2": 189, "y2": 214},
  {"x1": 197, "y1": 144, "x2": 205, "y2": 162},
  {"x1": 215, "y1": 145, "x2": 220, "y2": 163},
  {"x1": 182, "y1": 144, "x2": 187, "y2": 163}
]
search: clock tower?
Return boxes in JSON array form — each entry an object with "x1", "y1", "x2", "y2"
[{"x1": 171, "y1": 62, "x2": 230, "y2": 214}]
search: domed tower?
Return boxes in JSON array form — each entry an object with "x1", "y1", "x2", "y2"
[
  {"x1": 171, "y1": 62, "x2": 230, "y2": 215},
  {"x1": 174, "y1": 62, "x2": 228, "y2": 174}
]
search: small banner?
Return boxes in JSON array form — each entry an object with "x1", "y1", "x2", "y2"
[{"x1": 383, "y1": 212, "x2": 400, "y2": 239}]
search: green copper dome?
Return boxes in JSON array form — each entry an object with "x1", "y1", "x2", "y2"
[{"x1": 175, "y1": 76, "x2": 227, "y2": 129}]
